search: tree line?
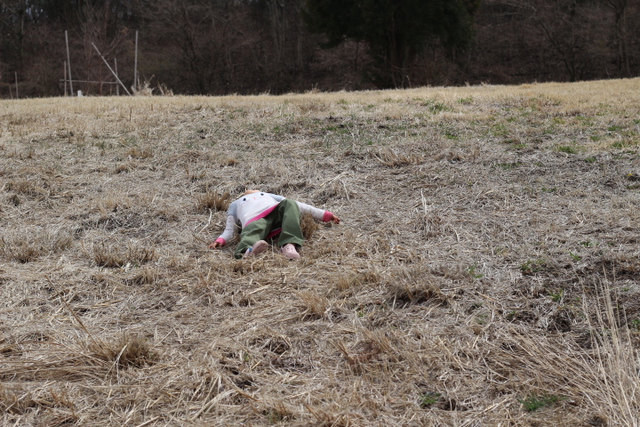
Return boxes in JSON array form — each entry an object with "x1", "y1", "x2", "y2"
[{"x1": 0, "y1": 0, "x2": 638, "y2": 98}]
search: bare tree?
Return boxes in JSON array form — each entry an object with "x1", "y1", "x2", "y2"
[
  {"x1": 79, "y1": 0, "x2": 132, "y2": 94},
  {"x1": 601, "y1": 0, "x2": 631, "y2": 76}
]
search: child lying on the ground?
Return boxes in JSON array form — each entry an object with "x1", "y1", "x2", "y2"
[{"x1": 209, "y1": 190, "x2": 340, "y2": 259}]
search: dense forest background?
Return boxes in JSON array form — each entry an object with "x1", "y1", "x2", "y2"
[{"x1": 1, "y1": 0, "x2": 638, "y2": 97}]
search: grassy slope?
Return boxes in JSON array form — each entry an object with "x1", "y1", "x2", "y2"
[{"x1": 1, "y1": 79, "x2": 640, "y2": 426}]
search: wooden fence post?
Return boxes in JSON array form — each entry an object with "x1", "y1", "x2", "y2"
[
  {"x1": 65, "y1": 31, "x2": 74, "y2": 95},
  {"x1": 134, "y1": 30, "x2": 139, "y2": 91},
  {"x1": 115, "y1": 58, "x2": 120, "y2": 96}
]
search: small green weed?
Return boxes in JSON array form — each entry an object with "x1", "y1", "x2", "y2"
[
  {"x1": 443, "y1": 130, "x2": 459, "y2": 140},
  {"x1": 418, "y1": 98, "x2": 451, "y2": 113},
  {"x1": 458, "y1": 96, "x2": 473, "y2": 105},
  {"x1": 519, "y1": 392, "x2": 561, "y2": 412},
  {"x1": 120, "y1": 136, "x2": 138, "y2": 147},
  {"x1": 491, "y1": 123, "x2": 509, "y2": 137},
  {"x1": 569, "y1": 252, "x2": 582, "y2": 262},
  {"x1": 470, "y1": 302, "x2": 483, "y2": 311},
  {"x1": 96, "y1": 140, "x2": 112, "y2": 150},
  {"x1": 541, "y1": 187, "x2": 557, "y2": 193},
  {"x1": 548, "y1": 289, "x2": 563, "y2": 302},
  {"x1": 584, "y1": 156, "x2": 597, "y2": 163},
  {"x1": 263, "y1": 404, "x2": 292, "y2": 423},
  {"x1": 610, "y1": 140, "x2": 638, "y2": 149},
  {"x1": 576, "y1": 115, "x2": 594, "y2": 125},
  {"x1": 430, "y1": 102, "x2": 450, "y2": 113},
  {"x1": 420, "y1": 392, "x2": 441, "y2": 408},
  {"x1": 468, "y1": 265, "x2": 483, "y2": 279},
  {"x1": 475, "y1": 313, "x2": 488, "y2": 325},
  {"x1": 493, "y1": 246, "x2": 508, "y2": 255},
  {"x1": 556, "y1": 145, "x2": 578, "y2": 154},
  {"x1": 496, "y1": 162, "x2": 522, "y2": 170},
  {"x1": 520, "y1": 259, "x2": 546, "y2": 275}
]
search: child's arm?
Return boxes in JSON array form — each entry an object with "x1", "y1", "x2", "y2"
[
  {"x1": 209, "y1": 213, "x2": 238, "y2": 249},
  {"x1": 296, "y1": 201, "x2": 340, "y2": 224}
]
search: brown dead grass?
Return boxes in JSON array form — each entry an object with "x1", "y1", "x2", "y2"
[
  {"x1": 1, "y1": 79, "x2": 640, "y2": 426},
  {"x1": 195, "y1": 190, "x2": 232, "y2": 213}
]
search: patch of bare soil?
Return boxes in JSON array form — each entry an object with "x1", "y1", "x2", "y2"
[{"x1": 1, "y1": 80, "x2": 640, "y2": 425}]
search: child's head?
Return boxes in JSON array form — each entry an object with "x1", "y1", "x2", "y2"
[{"x1": 243, "y1": 189, "x2": 260, "y2": 195}]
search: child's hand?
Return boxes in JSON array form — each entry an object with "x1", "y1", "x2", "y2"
[
  {"x1": 209, "y1": 241, "x2": 222, "y2": 249},
  {"x1": 329, "y1": 214, "x2": 341, "y2": 224}
]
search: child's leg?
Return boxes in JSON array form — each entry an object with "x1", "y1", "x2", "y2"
[
  {"x1": 234, "y1": 218, "x2": 270, "y2": 259},
  {"x1": 275, "y1": 199, "x2": 304, "y2": 247}
]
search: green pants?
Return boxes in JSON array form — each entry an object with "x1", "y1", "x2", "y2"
[{"x1": 234, "y1": 199, "x2": 304, "y2": 259}]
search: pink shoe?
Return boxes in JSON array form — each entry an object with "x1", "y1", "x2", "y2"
[
  {"x1": 243, "y1": 240, "x2": 269, "y2": 258},
  {"x1": 281, "y1": 243, "x2": 300, "y2": 260}
]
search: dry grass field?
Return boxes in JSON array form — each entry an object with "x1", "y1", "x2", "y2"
[{"x1": 1, "y1": 78, "x2": 640, "y2": 426}]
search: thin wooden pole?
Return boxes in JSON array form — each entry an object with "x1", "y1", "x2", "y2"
[
  {"x1": 63, "y1": 61, "x2": 68, "y2": 96},
  {"x1": 114, "y1": 58, "x2": 120, "y2": 96},
  {"x1": 65, "y1": 30, "x2": 74, "y2": 95},
  {"x1": 91, "y1": 43, "x2": 131, "y2": 95},
  {"x1": 59, "y1": 79, "x2": 119, "y2": 85},
  {"x1": 134, "y1": 31, "x2": 138, "y2": 91},
  {"x1": 14, "y1": 72, "x2": 18, "y2": 99}
]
